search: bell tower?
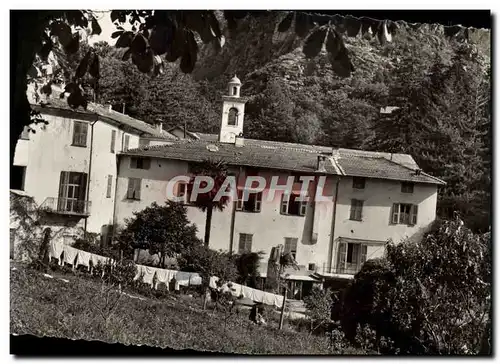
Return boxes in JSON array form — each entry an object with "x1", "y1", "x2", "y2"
[{"x1": 219, "y1": 75, "x2": 247, "y2": 144}]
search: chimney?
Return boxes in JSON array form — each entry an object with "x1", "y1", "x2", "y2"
[
  {"x1": 317, "y1": 155, "x2": 327, "y2": 172},
  {"x1": 154, "y1": 120, "x2": 163, "y2": 133},
  {"x1": 415, "y1": 168, "x2": 422, "y2": 176},
  {"x1": 235, "y1": 133, "x2": 244, "y2": 147}
]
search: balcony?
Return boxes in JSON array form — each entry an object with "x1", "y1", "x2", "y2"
[
  {"x1": 331, "y1": 265, "x2": 361, "y2": 276},
  {"x1": 40, "y1": 197, "x2": 91, "y2": 217}
]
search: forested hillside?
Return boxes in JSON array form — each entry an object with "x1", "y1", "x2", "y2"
[{"x1": 73, "y1": 12, "x2": 490, "y2": 232}]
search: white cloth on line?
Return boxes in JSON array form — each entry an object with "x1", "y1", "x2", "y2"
[
  {"x1": 62, "y1": 245, "x2": 78, "y2": 267},
  {"x1": 241, "y1": 285, "x2": 254, "y2": 300},
  {"x1": 134, "y1": 265, "x2": 156, "y2": 287},
  {"x1": 75, "y1": 250, "x2": 91, "y2": 269},
  {"x1": 90, "y1": 253, "x2": 111, "y2": 267},
  {"x1": 154, "y1": 268, "x2": 175, "y2": 290},
  {"x1": 209, "y1": 276, "x2": 219, "y2": 289},
  {"x1": 48, "y1": 240, "x2": 64, "y2": 264},
  {"x1": 274, "y1": 294, "x2": 284, "y2": 309},
  {"x1": 252, "y1": 288, "x2": 265, "y2": 304},
  {"x1": 262, "y1": 291, "x2": 276, "y2": 306}
]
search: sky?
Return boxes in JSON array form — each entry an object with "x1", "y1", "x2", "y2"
[{"x1": 87, "y1": 10, "x2": 491, "y2": 45}]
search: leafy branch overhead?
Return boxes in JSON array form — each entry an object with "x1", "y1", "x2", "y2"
[{"x1": 33, "y1": 10, "x2": 486, "y2": 112}]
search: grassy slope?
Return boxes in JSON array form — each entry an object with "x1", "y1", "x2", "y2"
[{"x1": 10, "y1": 262, "x2": 363, "y2": 355}]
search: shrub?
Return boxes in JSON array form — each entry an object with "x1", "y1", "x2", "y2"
[
  {"x1": 341, "y1": 218, "x2": 491, "y2": 354},
  {"x1": 303, "y1": 286, "x2": 334, "y2": 334}
]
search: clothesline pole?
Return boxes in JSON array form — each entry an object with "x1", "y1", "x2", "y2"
[{"x1": 279, "y1": 286, "x2": 287, "y2": 330}]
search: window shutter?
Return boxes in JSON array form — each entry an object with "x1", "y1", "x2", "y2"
[
  {"x1": 78, "y1": 173, "x2": 87, "y2": 201},
  {"x1": 246, "y1": 235, "x2": 252, "y2": 252},
  {"x1": 106, "y1": 175, "x2": 113, "y2": 198},
  {"x1": 127, "y1": 178, "x2": 134, "y2": 199},
  {"x1": 124, "y1": 135, "x2": 130, "y2": 151},
  {"x1": 337, "y1": 242, "x2": 347, "y2": 272},
  {"x1": 81, "y1": 123, "x2": 88, "y2": 146},
  {"x1": 350, "y1": 200, "x2": 356, "y2": 220},
  {"x1": 238, "y1": 234, "x2": 246, "y2": 253},
  {"x1": 236, "y1": 190, "x2": 243, "y2": 210},
  {"x1": 58, "y1": 172, "x2": 69, "y2": 211},
  {"x1": 111, "y1": 130, "x2": 116, "y2": 153},
  {"x1": 351, "y1": 243, "x2": 360, "y2": 265},
  {"x1": 255, "y1": 192, "x2": 262, "y2": 212},
  {"x1": 361, "y1": 245, "x2": 367, "y2": 264},
  {"x1": 135, "y1": 179, "x2": 141, "y2": 200},
  {"x1": 300, "y1": 199, "x2": 307, "y2": 216},
  {"x1": 281, "y1": 193, "x2": 289, "y2": 214},
  {"x1": 72, "y1": 122, "x2": 80, "y2": 145},
  {"x1": 391, "y1": 203, "x2": 399, "y2": 224},
  {"x1": 411, "y1": 204, "x2": 418, "y2": 225},
  {"x1": 143, "y1": 158, "x2": 151, "y2": 170},
  {"x1": 357, "y1": 200, "x2": 364, "y2": 220}
]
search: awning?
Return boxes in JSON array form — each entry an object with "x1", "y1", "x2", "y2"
[{"x1": 339, "y1": 237, "x2": 387, "y2": 245}]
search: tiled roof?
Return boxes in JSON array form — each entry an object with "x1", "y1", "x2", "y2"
[
  {"x1": 32, "y1": 97, "x2": 174, "y2": 139},
  {"x1": 121, "y1": 138, "x2": 446, "y2": 185}
]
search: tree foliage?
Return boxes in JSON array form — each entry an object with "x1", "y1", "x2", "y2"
[
  {"x1": 232, "y1": 251, "x2": 263, "y2": 288},
  {"x1": 341, "y1": 218, "x2": 491, "y2": 354},
  {"x1": 118, "y1": 202, "x2": 201, "y2": 268}
]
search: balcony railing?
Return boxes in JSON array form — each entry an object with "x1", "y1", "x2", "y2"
[{"x1": 40, "y1": 197, "x2": 91, "y2": 217}]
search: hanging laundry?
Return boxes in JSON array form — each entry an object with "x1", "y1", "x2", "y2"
[
  {"x1": 274, "y1": 294, "x2": 284, "y2": 309},
  {"x1": 62, "y1": 245, "x2": 78, "y2": 267},
  {"x1": 75, "y1": 250, "x2": 91, "y2": 270},
  {"x1": 262, "y1": 291, "x2": 276, "y2": 306},
  {"x1": 155, "y1": 268, "x2": 176, "y2": 290},
  {"x1": 142, "y1": 266, "x2": 156, "y2": 287},
  {"x1": 48, "y1": 240, "x2": 64, "y2": 265},
  {"x1": 90, "y1": 253, "x2": 111, "y2": 267},
  {"x1": 241, "y1": 285, "x2": 254, "y2": 300},
  {"x1": 252, "y1": 288, "x2": 265, "y2": 304}
]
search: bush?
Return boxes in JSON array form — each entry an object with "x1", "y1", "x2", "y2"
[
  {"x1": 341, "y1": 218, "x2": 491, "y2": 355},
  {"x1": 303, "y1": 286, "x2": 334, "y2": 334}
]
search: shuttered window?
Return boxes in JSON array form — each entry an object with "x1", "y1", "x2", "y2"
[
  {"x1": 284, "y1": 237, "x2": 298, "y2": 259},
  {"x1": 110, "y1": 130, "x2": 116, "y2": 153},
  {"x1": 391, "y1": 203, "x2": 418, "y2": 225},
  {"x1": 72, "y1": 121, "x2": 88, "y2": 147},
  {"x1": 281, "y1": 192, "x2": 307, "y2": 216},
  {"x1": 238, "y1": 233, "x2": 253, "y2": 254},
  {"x1": 236, "y1": 190, "x2": 262, "y2": 212},
  {"x1": 401, "y1": 182, "x2": 414, "y2": 193},
  {"x1": 58, "y1": 171, "x2": 88, "y2": 213},
  {"x1": 123, "y1": 134, "x2": 130, "y2": 151},
  {"x1": 130, "y1": 157, "x2": 151, "y2": 170},
  {"x1": 349, "y1": 199, "x2": 364, "y2": 221},
  {"x1": 106, "y1": 175, "x2": 113, "y2": 198},
  {"x1": 127, "y1": 178, "x2": 141, "y2": 200}
]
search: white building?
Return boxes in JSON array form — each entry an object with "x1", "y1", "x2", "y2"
[{"x1": 12, "y1": 77, "x2": 445, "y2": 285}]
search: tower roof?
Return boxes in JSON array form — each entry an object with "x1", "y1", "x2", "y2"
[{"x1": 229, "y1": 75, "x2": 241, "y2": 85}]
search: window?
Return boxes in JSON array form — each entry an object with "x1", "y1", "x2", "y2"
[
  {"x1": 391, "y1": 203, "x2": 418, "y2": 225},
  {"x1": 232, "y1": 86, "x2": 237, "y2": 96},
  {"x1": 110, "y1": 130, "x2": 116, "y2": 153},
  {"x1": 72, "y1": 121, "x2": 88, "y2": 147},
  {"x1": 58, "y1": 171, "x2": 88, "y2": 213},
  {"x1": 349, "y1": 199, "x2": 363, "y2": 221},
  {"x1": 337, "y1": 242, "x2": 368, "y2": 274},
  {"x1": 10, "y1": 166, "x2": 26, "y2": 190},
  {"x1": 352, "y1": 177, "x2": 366, "y2": 189},
  {"x1": 227, "y1": 108, "x2": 238, "y2": 126},
  {"x1": 106, "y1": 175, "x2": 113, "y2": 198},
  {"x1": 236, "y1": 190, "x2": 262, "y2": 212},
  {"x1": 284, "y1": 237, "x2": 298, "y2": 260},
  {"x1": 123, "y1": 134, "x2": 130, "y2": 151},
  {"x1": 175, "y1": 182, "x2": 190, "y2": 204},
  {"x1": 139, "y1": 139, "x2": 150, "y2": 148},
  {"x1": 401, "y1": 182, "x2": 414, "y2": 193},
  {"x1": 130, "y1": 157, "x2": 151, "y2": 170},
  {"x1": 238, "y1": 233, "x2": 253, "y2": 254},
  {"x1": 281, "y1": 192, "x2": 307, "y2": 216},
  {"x1": 20, "y1": 126, "x2": 30, "y2": 140},
  {"x1": 127, "y1": 178, "x2": 142, "y2": 200}
]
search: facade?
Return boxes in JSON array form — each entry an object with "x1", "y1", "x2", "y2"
[
  {"x1": 112, "y1": 78, "x2": 445, "y2": 278},
  {"x1": 12, "y1": 78, "x2": 445, "y2": 279},
  {"x1": 12, "y1": 87, "x2": 174, "y2": 244}
]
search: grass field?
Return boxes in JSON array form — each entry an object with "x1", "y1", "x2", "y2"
[{"x1": 10, "y1": 262, "x2": 366, "y2": 355}]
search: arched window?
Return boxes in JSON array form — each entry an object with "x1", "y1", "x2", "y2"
[
  {"x1": 232, "y1": 86, "x2": 238, "y2": 96},
  {"x1": 228, "y1": 108, "x2": 238, "y2": 126}
]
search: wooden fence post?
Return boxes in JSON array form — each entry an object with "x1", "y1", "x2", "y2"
[{"x1": 279, "y1": 286, "x2": 287, "y2": 330}]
